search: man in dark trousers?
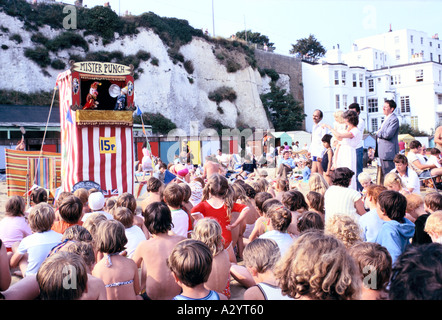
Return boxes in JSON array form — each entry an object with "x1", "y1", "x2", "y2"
[{"x1": 376, "y1": 99, "x2": 399, "y2": 184}]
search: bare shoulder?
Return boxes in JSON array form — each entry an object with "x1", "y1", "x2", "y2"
[{"x1": 244, "y1": 285, "x2": 265, "y2": 300}]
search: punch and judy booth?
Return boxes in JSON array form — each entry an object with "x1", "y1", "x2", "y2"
[{"x1": 56, "y1": 61, "x2": 136, "y2": 195}]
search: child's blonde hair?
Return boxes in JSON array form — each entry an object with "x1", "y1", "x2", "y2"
[
  {"x1": 424, "y1": 211, "x2": 442, "y2": 237},
  {"x1": 243, "y1": 238, "x2": 280, "y2": 273},
  {"x1": 82, "y1": 212, "x2": 107, "y2": 241},
  {"x1": 274, "y1": 230, "x2": 361, "y2": 300},
  {"x1": 325, "y1": 215, "x2": 363, "y2": 249},
  {"x1": 357, "y1": 172, "x2": 372, "y2": 185},
  {"x1": 191, "y1": 218, "x2": 224, "y2": 256},
  {"x1": 308, "y1": 173, "x2": 329, "y2": 196},
  {"x1": 383, "y1": 172, "x2": 405, "y2": 190},
  {"x1": 28, "y1": 203, "x2": 55, "y2": 232},
  {"x1": 334, "y1": 110, "x2": 345, "y2": 124}
]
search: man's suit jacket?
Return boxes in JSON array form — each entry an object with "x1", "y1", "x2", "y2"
[{"x1": 376, "y1": 113, "x2": 399, "y2": 161}]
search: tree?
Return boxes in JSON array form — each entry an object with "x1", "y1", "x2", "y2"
[
  {"x1": 260, "y1": 82, "x2": 305, "y2": 132},
  {"x1": 133, "y1": 112, "x2": 177, "y2": 135},
  {"x1": 289, "y1": 34, "x2": 326, "y2": 60},
  {"x1": 235, "y1": 30, "x2": 275, "y2": 50}
]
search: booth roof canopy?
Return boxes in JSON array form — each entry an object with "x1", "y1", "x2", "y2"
[
  {"x1": 398, "y1": 134, "x2": 415, "y2": 142},
  {"x1": 270, "y1": 131, "x2": 311, "y2": 138}
]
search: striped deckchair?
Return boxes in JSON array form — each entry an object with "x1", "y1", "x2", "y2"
[{"x1": 5, "y1": 149, "x2": 61, "y2": 199}]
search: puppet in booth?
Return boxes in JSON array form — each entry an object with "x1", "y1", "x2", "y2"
[
  {"x1": 82, "y1": 81, "x2": 101, "y2": 110},
  {"x1": 114, "y1": 86, "x2": 128, "y2": 111}
]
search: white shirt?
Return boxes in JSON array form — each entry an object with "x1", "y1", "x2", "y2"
[
  {"x1": 356, "y1": 118, "x2": 365, "y2": 149},
  {"x1": 125, "y1": 225, "x2": 147, "y2": 258},
  {"x1": 309, "y1": 122, "x2": 329, "y2": 158},
  {"x1": 17, "y1": 230, "x2": 63, "y2": 275},
  {"x1": 324, "y1": 185, "x2": 362, "y2": 225},
  {"x1": 171, "y1": 208, "x2": 189, "y2": 238},
  {"x1": 259, "y1": 230, "x2": 294, "y2": 258},
  {"x1": 391, "y1": 167, "x2": 421, "y2": 195}
]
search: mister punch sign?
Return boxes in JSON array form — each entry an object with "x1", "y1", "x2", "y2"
[{"x1": 71, "y1": 61, "x2": 134, "y2": 76}]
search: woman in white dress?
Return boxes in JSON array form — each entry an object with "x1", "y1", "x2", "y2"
[{"x1": 322, "y1": 110, "x2": 362, "y2": 190}]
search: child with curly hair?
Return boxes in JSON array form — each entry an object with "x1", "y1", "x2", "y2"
[{"x1": 274, "y1": 230, "x2": 362, "y2": 300}]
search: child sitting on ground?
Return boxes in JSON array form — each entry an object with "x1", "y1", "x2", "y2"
[
  {"x1": 305, "y1": 191, "x2": 325, "y2": 218},
  {"x1": 25, "y1": 187, "x2": 48, "y2": 216},
  {"x1": 116, "y1": 192, "x2": 148, "y2": 238},
  {"x1": 140, "y1": 177, "x2": 164, "y2": 212},
  {"x1": 191, "y1": 218, "x2": 231, "y2": 299},
  {"x1": 92, "y1": 219, "x2": 142, "y2": 300},
  {"x1": 132, "y1": 202, "x2": 185, "y2": 300},
  {"x1": 37, "y1": 251, "x2": 88, "y2": 300},
  {"x1": 62, "y1": 241, "x2": 107, "y2": 300},
  {"x1": 167, "y1": 239, "x2": 227, "y2": 300},
  {"x1": 0, "y1": 196, "x2": 32, "y2": 255},
  {"x1": 259, "y1": 204, "x2": 295, "y2": 257},
  {"x1": 163, "y1": 183, "x2": 190, "y2": 238},
  {"x1": 51, "y1": 195, "x2": 84, "y2": 234},
  {"x1": 274, "y1": 230, "x2": 361, "y2": 300},
  {"x1": 246, "y1": 196, "x2": 279, "y2": 243},
  {"x1": 359, "y1": 184, "x2": 387, "y2": 242},
  {"x1": 413, "y1": 191, "x2": 442, "y2": 245},
  {"x1": 297, "y1": 211, "x2": 324, "y2": 233},
  {"x1": 242, "y1": 238, "x2": 293, "y2": 300},
  {"x1": 424, "y1": 211, "x2": 442, "y2": 244},
  {"x1": 82, "y1": 192, "x2": 113, "y2": 222},
  {"x1": 112, "y1": 207, "x2": 146, "y2": 258},
  {"x1": 10, "y1": 203, "x2": 62, "y2": 276},
  {"x1": 375, "y1": 190, "x2": 415, "y2": 264},
  {"x1": 281, "y1": 190, "x2": 308, "y2": 237},
  {"x1": 348, "y1": 242, "x2": 392, "y2": 300}
]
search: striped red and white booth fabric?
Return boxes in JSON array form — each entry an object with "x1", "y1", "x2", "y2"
[{"x1": 56, "y1": 70, "x2": 134, "y2": 196}]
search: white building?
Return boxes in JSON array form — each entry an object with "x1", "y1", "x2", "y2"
[
  {"x1": 302, "y1": 28, "x2": 442, "y2": 136},
  {"x1": 352, "y1": 28, "x2": 442, "y2": 66}
]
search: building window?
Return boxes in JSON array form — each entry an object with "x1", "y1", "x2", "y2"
[
  {"x1": 353, "y1": 96, "x2": 358, "y2": 103},
  {"x1": 341, "y1": 71, "x2": 346, "y2": 85},
  {"x1": 359, "y1": 74, "x2": 363, "y2": 87},
  {"x1": 410, "y1": 35, "x2": 414, "y2": 43},
  {"x1": 400, "y1": 96, "x2": 410, "y2": 113},
  {"x1": 368, "y1": 79, "x2": 374, "y2": 92},
  {"x1": 390, "y1": 75, "x2": 401, "y2": 85},
  {"x1": 343, "y1": 94, "x2": 348, "y2": 109},
  {"x1": 360, "y1": 97, "x2": 365, "y2": 111},
  {"x1": 352, "y1": 73, "x2": 357, "y2": 87},
  {"x1": 411, "y1": 49, "x2": 414, "y2": 55},
  {"x1": 334, "y1": 71, "x2": 339, "y2": 85},
  {"x1": 394, "y1": 36, "x2": 400, "y2": 44},
  {"x1": 395, "y1": 49, "x2": 400, "y2": 60},
  {"x1": 368, "y1": 98, "x2": 378, "y2": 113},
  {"x1": 421, "y1": 37, "x2": 424, "y2": 44},
  {"x1": 438, "y1": 94, "x2": 442, "y2": 105},
  {"x1": 371, "y1": 118, "x2": 378, "y2": 132},
  {"x1": 430, "y1": 41, "x2": 433, "y2": 47},
  {"x1": 431, "y1": 53, "x2": 433, "y2": 61},
  {"x1": 336, "y1": 94, "x2": 340, "y2": 109},
  {"x1": 416, "y1": 69, "x2": 424, "y2": 82},
  {"x1": 411, "y1": 116, "x2": 418, "y2": 130}
]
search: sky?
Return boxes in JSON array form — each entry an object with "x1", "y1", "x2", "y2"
[{"x1": 64, "y1": 0, "x2": 441, "y2": 56}]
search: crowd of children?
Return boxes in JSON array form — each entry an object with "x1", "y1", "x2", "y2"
[{"x1": 1, "y1": 148, "x2": 442, "y2": 301}]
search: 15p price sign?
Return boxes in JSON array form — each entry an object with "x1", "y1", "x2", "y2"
[{"x1": 99, "y1": 137, "x2": 117, "y2": 154}]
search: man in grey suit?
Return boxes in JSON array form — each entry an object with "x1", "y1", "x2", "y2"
[{"x1": 376, "y1": 99, "x2": 399, "y2": 183}]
